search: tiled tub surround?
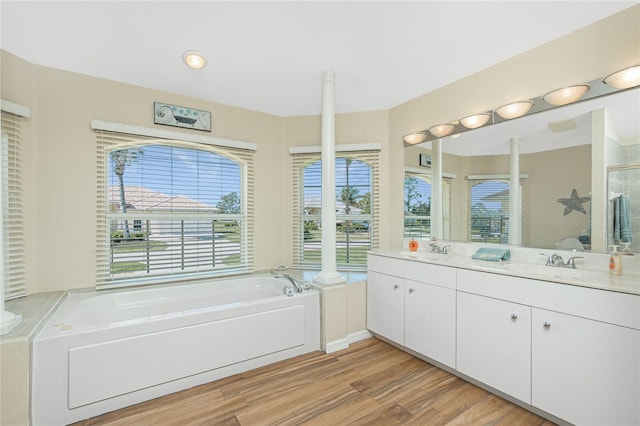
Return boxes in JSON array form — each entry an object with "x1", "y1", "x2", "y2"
[
  {"x1": 368, "y1": 244, "x2": 640, "y2": 425},
  {"x1": 1, "y1": 292, "x2": 65, "y2": 426}
]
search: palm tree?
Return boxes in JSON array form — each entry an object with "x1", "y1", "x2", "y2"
[
  {"x1": 338, "y1": 186, "x2": 360, "y2": 214},
  {"x1": 110, "y1": 147, "x2": 143, "y2": 239}
]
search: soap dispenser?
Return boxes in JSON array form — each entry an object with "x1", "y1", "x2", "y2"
[
  {"x1": 622, "y1": 243, "x2": 634, "y2": 256},
  {"x1": 609, "y1": 245, "x2": 622, "y2": 275}
]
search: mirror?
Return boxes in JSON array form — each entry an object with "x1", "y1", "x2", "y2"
[{"x1": 404, "y1": 87, "x2": 640, "y2": 253}]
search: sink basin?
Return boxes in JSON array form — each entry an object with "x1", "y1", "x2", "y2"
[
  {"x1": 502, "y1": 263, "x2": 606, "y2": 282},
  {"x1": 399, "y1": 251, "x2": 438, "y2": 261}
]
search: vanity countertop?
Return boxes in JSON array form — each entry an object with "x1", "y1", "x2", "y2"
[{"x1": 370, "y1": 248, "x2": 640, "y2": 296}]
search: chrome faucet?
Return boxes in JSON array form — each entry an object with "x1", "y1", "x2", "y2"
[
  {"x1": 430, "y1": 243, "x2": 451, "y2": 254},
  {"x1": 274, "y1": 274, "x2": 305, "y2": 292},
  {"x1": 540, "y1": 253, "x2": 584, "y2": 268}
]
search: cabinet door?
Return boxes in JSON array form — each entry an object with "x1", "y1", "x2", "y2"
[
  {"x1": 457, "y1": 291, "x2": 531, "y2": 403},
  {"x1": 366, "y1": 271, "x2": 404, "y2": 345},
  {"x1": 532, "y1": 308, "x2": 640, "y2": 426},
  {"x1": 405, "y1": 280, "x2": 456, "y2": 368}
]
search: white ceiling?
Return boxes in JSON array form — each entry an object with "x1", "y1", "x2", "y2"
[{"x1": 1, "y1": 1, "x2": 636, "y2": 117}]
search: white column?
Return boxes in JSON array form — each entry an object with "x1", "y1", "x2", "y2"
[
  {"x1": 0, "y1": 134, "x2": 21, "y2": 335},
  {"x1": 508, "y1": 137, "x2": 521, "y2": 245},
  {"x1": 431, "y1": 139, "x2": 443, "y2": 240},
  {"x1": 314, "y1": 70, "x2": 344, "y2": 285}
]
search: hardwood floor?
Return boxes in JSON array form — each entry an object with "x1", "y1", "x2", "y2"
[{"x1": 73, "y1": 338, "x2": 555, "y2": 426}]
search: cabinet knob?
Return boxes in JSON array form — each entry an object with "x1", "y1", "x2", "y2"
[
  {"x1": 511, "y1": 314, "x2": 518, "y2": 320},
  {"x1": 393, "y1": 284, "x2": 399, "y2": 289},
  {"x1": 409, "y1": 288, "x2": 415, "y2": 293},
  {"x1": 543, "y1": 322, "x2": 551, "y2": 329}
]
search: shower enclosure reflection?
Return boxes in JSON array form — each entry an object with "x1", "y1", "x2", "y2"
[{"x1": 608, "y1": 164, "x2": 640, "y2": 253}]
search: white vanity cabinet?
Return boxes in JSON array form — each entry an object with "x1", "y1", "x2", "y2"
[
  {"x1": 367, "y1": 255, "x2": 457, "y2": 368},
  {"x1": 367, "y1": 253, "x2": 640, "y2": 425},
  {"x1": 456, "y1": 291, "x2": 531, "y2": 404},
  {"x1": 532, "y1": 308, "x2": 640, "y2": 426},
  {"x1": 404, "y1": 279, "x2": 456, "y2": 368},
  {"x1": 366, "y1": 270, "x2": 405, "y2": 345}
]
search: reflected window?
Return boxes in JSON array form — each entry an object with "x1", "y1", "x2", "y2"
[
  {"x1": 404, "y1": 173, "x2": 451, "y2": 240},
  {"x1": 468, "y1": 180, "x2": 522, "y2": 244}
]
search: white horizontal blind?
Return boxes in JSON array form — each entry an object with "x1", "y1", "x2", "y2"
[
  {"x1": 291, "y1": 151, "x2": 379, "y2": 270},
  {"x1": 1, "y1": 111, "x2": 26, "y2": 300},
  {"x1": 467, "y1": 178, "x2": 525, "y2": 244},
  {"x1": 96, "y1": 130, "x2": 254, "y2": 287},
  {"x1": 404, "y1": 172, "x2": 452, "y2": 240}
]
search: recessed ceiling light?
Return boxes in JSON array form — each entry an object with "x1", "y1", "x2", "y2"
[{"x1": 183, "y1": 50, "x2": 207, "y2": 70}]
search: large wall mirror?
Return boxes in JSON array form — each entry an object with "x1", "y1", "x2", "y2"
[{"x1": 404, "y1": 87, "x2": 640, "y2": 253}]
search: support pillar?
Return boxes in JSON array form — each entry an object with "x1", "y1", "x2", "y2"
[
  {"x1": 508, "y1": 137, "x2": 522, "y2": 245},
  {"x1": 314, "y1": 70, "x2": 345, "y2": 285}
]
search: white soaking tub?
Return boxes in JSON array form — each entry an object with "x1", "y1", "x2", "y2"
[{"x1": 32, "y1": 275, "x2": 320, "y2": 425}]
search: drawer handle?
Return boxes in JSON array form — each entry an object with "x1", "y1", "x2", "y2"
[
  {"x1": 511, "y1": 314, "x2": 518, "y2": 320},
  {"x1": 409, "y1": 288, "x2": 415, "y2": 294},
  {"x1": 543, "y1": 322, "x2": 551, "y2": 329},
  {"x1": 393, "y1": 284, "x2": 399, "y2": 290}
]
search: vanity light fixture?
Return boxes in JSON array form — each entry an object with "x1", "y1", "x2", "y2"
[
  {"x1": 542, "y1": 84, "x2": 589, "y2": 106},
  {"x1": 603, "y1": 65, "x2": 640, "y2": 89},
  {"x1": 495, "y1": 100, "x2": 533, "y2": 120},
  {"x1": 183, "y1": 50, "x2": 207, "y2": 69},
  {"x1": 460, "y1": 112, "x2": 491, "y2": 129},
  {"x1": 429, "y1": 123, "x2": 456, "y2": 138},
  {"x1": 403, "y1": 132, "x2": 428, "y2": 144}
]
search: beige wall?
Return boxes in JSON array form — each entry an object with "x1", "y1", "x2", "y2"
[
  {"x1": 0, "y1": 51, "x2": 389, "y2": 293},
  {"x1": 1, "y1": 5, "x2": 638, "y2": 293},
  {"x1": 2, "y1": 51, "x2": 289, "y2": 293},
  {"x1": 0, "y1": 340, "x2": 30, "y2": 425},
  {"x1": 387, "y1": 5, "x2": 640, "y2": 248}
]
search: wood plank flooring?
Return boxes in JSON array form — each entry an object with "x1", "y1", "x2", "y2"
[{"x1": 73, "y1": 338, "x2": 555, "y2": 426}]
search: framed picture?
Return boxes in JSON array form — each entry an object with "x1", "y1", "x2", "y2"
[
  {"x1": 419, "y1": 153, "x2": 432, "y2": 168},
  {"x1": 154, "y1": 102, "x2": 211, "y2": 132}
]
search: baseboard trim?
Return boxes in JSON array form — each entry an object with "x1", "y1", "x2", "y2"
[
  {"x1": 348, "y1": 329, "x2": 373, "y2": 344},
  {"x1": 325, "y1": 338, "x2": 349, "y2": 354},
  {"x1": 325, "y1": 330, "x2": 373, "y2": 354}
]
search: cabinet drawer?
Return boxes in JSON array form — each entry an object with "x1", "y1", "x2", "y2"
[
  {"x1": 457, "y1": 268, "x2": 640, "y2": 330},
  {"x1": 368, "y1": 254, "x2": 456, "y2": 289}
]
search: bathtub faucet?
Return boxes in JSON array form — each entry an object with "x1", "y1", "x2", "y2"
[{"x1": 274, "y1": 274, "x2": 305, "y2": 292}]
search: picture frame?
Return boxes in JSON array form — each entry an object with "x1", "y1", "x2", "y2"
[
  {"x1": 154, "y1": 102, "x2": 211, "y2": 132},
  {"x1": 419, "y1": 153, "x2": 432, "y2": 168}
]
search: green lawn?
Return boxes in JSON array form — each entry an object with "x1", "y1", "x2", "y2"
[
  {"x1": 111, "y1": 240, "x2": 168, "y2": 253},
  {"x1": 111, "y1": 261, "x2": 147, "y2": 274}
]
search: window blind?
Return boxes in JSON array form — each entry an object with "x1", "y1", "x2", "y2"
[
  {"x1": 1, "y1": 111, "x2": 26, "y2": 300},
  {"x1": 466, "y1": 178, "x2": 525, "y2": 244},
  {"x1": 291, "y1": 151, "x2": 380, "y2": 270},
  {"x1": 96, "y1": 130, "x2": 254, "y2": 287}
]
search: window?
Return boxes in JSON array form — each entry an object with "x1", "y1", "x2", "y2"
[
  {"x1": 467, "y1": 179, "x2": 523, "y2": 244},
  {"x1": 404, "y1": 172, "x2": 452, "y2": 240},
  {"x1": 97, "y1": 131, "x2": 254, "y2": 287},
  {"x1": 292, "y1": 151, "x2": 379, "y2": 270},
  {"x1": 1, "y1": 110, "x2": 26, "y2": 300}
]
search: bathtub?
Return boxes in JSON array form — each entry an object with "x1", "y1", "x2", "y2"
[{"x1": 32, "y1": 275, "x2": 320, "y2": 425}]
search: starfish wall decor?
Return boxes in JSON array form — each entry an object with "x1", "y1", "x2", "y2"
[{"x1": 557, "y1": 188, "x2": 591, "y2": 216}]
